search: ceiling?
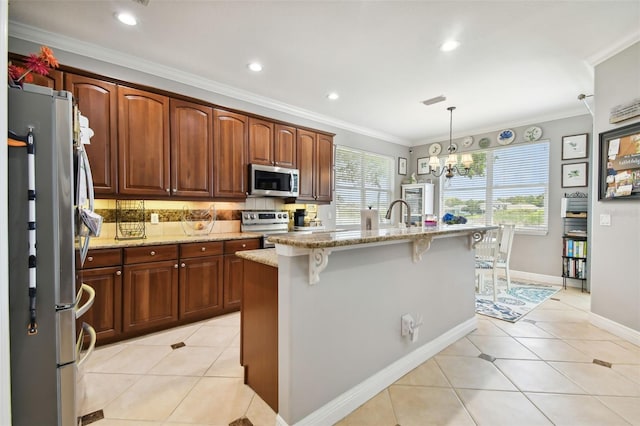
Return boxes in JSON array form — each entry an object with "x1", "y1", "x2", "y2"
[{"x1": 7, "y1": 1, "x2": 640, "y2": 146}]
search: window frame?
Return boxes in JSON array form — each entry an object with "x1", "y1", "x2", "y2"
[
  {"x1": 334, "y1": 145, "x2": 395, "y2": 228},
  {"x1": 438, "y1": 140, "x2": 550, "y2": 235}
]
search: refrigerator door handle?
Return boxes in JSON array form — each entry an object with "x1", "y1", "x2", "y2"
[
  {"x1": 75, "y1": 283, "x2": 95, "y2": 319},
  {"x1": 76, "y1": 323, "x2": 96, "y2": 367}
]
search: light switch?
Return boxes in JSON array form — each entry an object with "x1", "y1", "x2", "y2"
[
  {"x1": 151, "y1": 213, "x2": 159, "y2": 224},
  {"x1": 599, "y1": 213, "x2": 611, "y2": 226}
]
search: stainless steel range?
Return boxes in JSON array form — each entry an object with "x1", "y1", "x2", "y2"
[{"x1": 241, "y1": 211, "x2": 290, "y2": 248}]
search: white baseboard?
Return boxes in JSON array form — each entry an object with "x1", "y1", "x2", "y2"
[
  {"x1": 509, "y1": 270, "x2": 563, "y2": 286},
  {"x1": 277, "y1": 317, "x2": 477, "y2": 426},
  {"x1": 589, "y1": 312, "x2": 640, "y2": 346}
]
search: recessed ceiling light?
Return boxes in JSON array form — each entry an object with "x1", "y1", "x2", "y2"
[
  {"x1": 327, "y1": 92, "x2": 339, "y2": 100},
  {"x1": 116, "y1": 12, "x2": 137, "y2": 26},
  {"x1": 248, "y1": 62, "x2": 263, "y2": 72},
  {"x1": 440, "y1": 40, "x2": 460, "y2": 52}
]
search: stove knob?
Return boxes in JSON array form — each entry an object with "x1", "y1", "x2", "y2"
[
  {"x1": 243, "y1": 213, "x2": 249, "y2": 220},
  {"x1": 250, "y1": 214, "x2": 256, "y2": 220},
  {"x1": 277, "y1": 213, "x2": 282, "y2": 219}
]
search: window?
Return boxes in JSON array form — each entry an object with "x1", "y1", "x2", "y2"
[
  {"x1": 440, "y1": 141, "x2": 550, "y2": 234},
  {"x1": 335, "y1": 146, "x2": 394, "y2": 226}
]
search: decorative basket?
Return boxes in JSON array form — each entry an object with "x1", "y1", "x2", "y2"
[{"x1": 181, "y1": 205, "x2": 216, "y2": 236}]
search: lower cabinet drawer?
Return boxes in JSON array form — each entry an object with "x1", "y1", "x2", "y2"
[
  {"x1": 224, "y1": 238, "x2": 261, "y2": 254},
  {"x1": 180, "y1": 241, "x2": 224, "y2": 259},
  {"x1": 78, "y1": 248, "x2": 122, "y2": 269},
  {"x1": 124, "y1": 245, "x2": 178, "y2": 264}
]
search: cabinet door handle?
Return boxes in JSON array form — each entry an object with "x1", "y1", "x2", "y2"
[
  {"x1": 150, "y1": 251, "x2": 156, "y2": 256},
  {"x1": 181, "y1": 263, "x2": 186, "y2": 268},
  {"x1": 166, "y1": 188, "x2": 170, "y2": 192},
  {"x1": 201, "y1": 247, "x2": 206, "y2": 252},
  {"x1": 116, "y1": 270, "x2": 121, "y2": 276},
  {"x1": 87, "y1": 256, "x2": 94, "y2": 262},
  {"x1": 174, "y1": 264, "x2": 178, "y2": 269},
  {"x1": 242, "y1": 243, "x2": 246, "y2": 248},
  {"x1": 172, "y1": 188, "x2": 177, "y2": 193}
]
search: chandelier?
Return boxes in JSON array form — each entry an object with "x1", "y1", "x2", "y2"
[{"x1": 429, "y1": 106, "x2": 473, "y2": 178}]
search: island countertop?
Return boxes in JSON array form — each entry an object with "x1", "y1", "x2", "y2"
[
  {"x1": 267, "y1": 224, "x2": 497, "y2": 249},
  {"x1": 236, "y1": 248, "x2": 278, "y2": 268}
]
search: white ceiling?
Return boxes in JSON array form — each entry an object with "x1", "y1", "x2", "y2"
[{"x1": 7, "y1": 1, "x2": 640, "y2": 146}]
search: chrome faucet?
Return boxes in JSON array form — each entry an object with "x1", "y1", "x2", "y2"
[{"x1": 385, "y1": 199, "x2": 412, "y2": 227}]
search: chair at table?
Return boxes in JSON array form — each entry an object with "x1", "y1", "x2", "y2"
[{"x1": 475, "y1": 224, "x2": 515, "y2": 301}]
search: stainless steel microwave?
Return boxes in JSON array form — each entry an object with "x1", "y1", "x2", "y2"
[{"x1": 249, "y1": 164, "x2": 299, "y2": 197}]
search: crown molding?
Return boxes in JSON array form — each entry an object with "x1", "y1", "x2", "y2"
[
  {"x1": 586, "y1": 31, "x2": 640, "y2": 67},
  {"x1": 9, "y1": 22, "x2": 409, "y2": 146}
]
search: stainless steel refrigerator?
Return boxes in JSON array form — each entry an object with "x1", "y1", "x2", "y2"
[{"x1": 8, "y1": 84, "x2": 96, "y2": 426}]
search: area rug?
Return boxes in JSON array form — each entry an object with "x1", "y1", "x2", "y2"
[{"x1": 475, "y1": 279, "x2": 561, "y2": 322}]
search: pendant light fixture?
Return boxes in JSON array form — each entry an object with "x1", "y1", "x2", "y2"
[{"x1": 429, "y1": 106, "x2": 473, "y2": 178}]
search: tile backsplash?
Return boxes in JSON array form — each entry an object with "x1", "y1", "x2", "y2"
[{"x1": 92, "y1": 198, "x2": 289, "y2": 239}]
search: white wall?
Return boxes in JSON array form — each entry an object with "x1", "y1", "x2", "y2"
[
  {"x1": 409, "y1": 114, "x2": 593, "y2": 279},
  {"x1": 591, "y1": 41, "x2": 640, "y2": 332},
  {"x1": 2, "y1": 1, "x2": 13, "y2": 423}
]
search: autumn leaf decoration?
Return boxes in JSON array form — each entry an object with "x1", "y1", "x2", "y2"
[{"x1": 8, "y1": 46, "x2": 59, "y2": 87}]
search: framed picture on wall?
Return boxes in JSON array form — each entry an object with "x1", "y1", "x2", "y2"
[
  {"x1": 398, "y1": 157, "x2": 407, "y2": 175},
  {"x1": 417, "y1": 157, "x2": 430, "y2": 175},
  {"x1": 562, "y1": 162, "x2": 588, "y2": 188},
  {"x1": 598, "y1": 121, "x2": 640, "y2": 200},
  {"x1": 562, "y1": 133, "x2": 589, "y2": 160}
]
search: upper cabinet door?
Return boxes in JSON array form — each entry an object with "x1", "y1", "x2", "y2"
[
  {"x1": 296, "y1": 129, "x2": 316, "y2": 201},
  {"x1": 248, "y1": 118, "x2": 274, "y2": 166},
  {"x1": 65, "y1": 74, "x2": 118, "y2": 195},
  {"x1": 213, "y1": 109, "x2": 248, "y2": 198},
  {"x1": 274, "y1": 124, "x2": 297, "y2": 169},
  {"x1": 315, "y1": 133, "x2": 333, "y2": 202},
  {"x1": 170, "y1": 99, "x2": 214, "y2": 198},
  {"x1": 117, "y1": 86, "x2": 170, "y2": 196}
]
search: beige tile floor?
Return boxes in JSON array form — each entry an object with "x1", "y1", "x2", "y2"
[{"x1": 82, "y1": 287, "x2": 640, "y2": 426}]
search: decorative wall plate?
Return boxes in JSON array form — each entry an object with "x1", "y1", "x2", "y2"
[
  {"x1": 523, "y1": 126, "x2": 542, "y2": 142},
  {"x1": 478, "y1": 137, "x2": 490, "y2": 148},
  {"x1": 462, "y1": 136, "x2": 474, "y2": 147},
  {"x1": 497, "y1": 129, "x2": 515, "y2": 145},
  {"x1": 447, "y1": 143, "x2": 458, "y2": 154},
  {"x1": 428, "y1": 143, "x2": 442, "y2": 156}
]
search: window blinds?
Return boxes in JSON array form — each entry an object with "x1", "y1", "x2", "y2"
[{"x1": 335, "y1": 146, "x2": 394, "y2": 226}]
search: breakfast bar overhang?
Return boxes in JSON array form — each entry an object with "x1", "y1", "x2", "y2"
[{"x1": 268, "y1": 225, "x2": 497, "y2": 425}]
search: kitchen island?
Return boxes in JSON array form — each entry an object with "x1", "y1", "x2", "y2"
[{"x1": 241, "y1": 225, "x2": 496, "y2": 426}]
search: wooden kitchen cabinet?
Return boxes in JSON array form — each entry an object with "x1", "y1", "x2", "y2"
[
  {"x1": 274, "y1": 124, "x2": 297, "y2": 168},
  {"x1": 297, "y1": 129, "x2": 333, "y2": 202},
  {"x1": 76, "y1": 248, "x2": 123, "y2": 344},
  {"x1": 248, "y1": 118, "x2": 275, "y2": 166},
  {"x1": 179, "y1": 241, "x2": 224, "y2": 321},
  {"x1": 223, "y1": 238, "x2": 261, "y2": 310},
  {"x1": 249, "y1": 119, "x2": 297, "y2": 169},
  {"x1": 117, "y1": 86, "x2": 171, "y2": 196},
  {"x1": 65, "y1": 74, "x2": 118, "y2": 195},
  {"x1": 241, "y1": 258, "x2": 279, "y2": 411},
  {"x1": 170, "y1": 99, "x2": 214, "y2": 197},
  {"x1": 213, "y1": 109, "x2": 248, "y2": 198},
  {"x1": 122, "y1": 245, "x2": 178, "y2": 333}
]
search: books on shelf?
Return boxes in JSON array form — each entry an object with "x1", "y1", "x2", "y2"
[
  {"x1": 563, "y1": 257, "x2": 587, "y2": 279},
  {"x1": 564, "y1": 238, "x2": 587, "y2": 258}
]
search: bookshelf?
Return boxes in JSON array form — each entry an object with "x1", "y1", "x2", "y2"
[{"x1": 561, "y1": 192, "x2": 588, "y2": 292}]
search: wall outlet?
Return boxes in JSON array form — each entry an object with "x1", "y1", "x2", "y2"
[
  {"x1": 600, "y1": 213, "x2": 611, "y2": 226},
  {"x1": 401, "y1": 314, "x2": 414, "y2": 337},
  {"x1": 150, "y1": 213, "x2": 160, "y2": 224}
]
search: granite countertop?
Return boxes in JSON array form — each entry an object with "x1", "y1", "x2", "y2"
[
  {"x1": 235, "y1": 248, "x2": 278, "y2": 268},
  {"x1": 89, "y1": 232, "x2": 264, "y2": 249},
  {"x1": 267, "y1": 224, "x2": 497, "y2": 249}
]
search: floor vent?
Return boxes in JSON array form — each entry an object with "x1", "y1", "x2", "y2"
[
  {"x1": 522, "y1": 318, "x2": 537, "y2": 324},
  {"x1": 593, "y1": 359, "x2": 612, "y2": 368},
  {"x1": 80, "y1": 409, "x2": 104, "y2": 425},
  {"x1": 229, "y1": 416, "x2": 254, "y2": 426},
  {"x1": 478, "y1": 353, "x2": 496, "y2": 363},
  {"x1": 171, "y1": 341, "x2": 186, "y2": 350}
]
